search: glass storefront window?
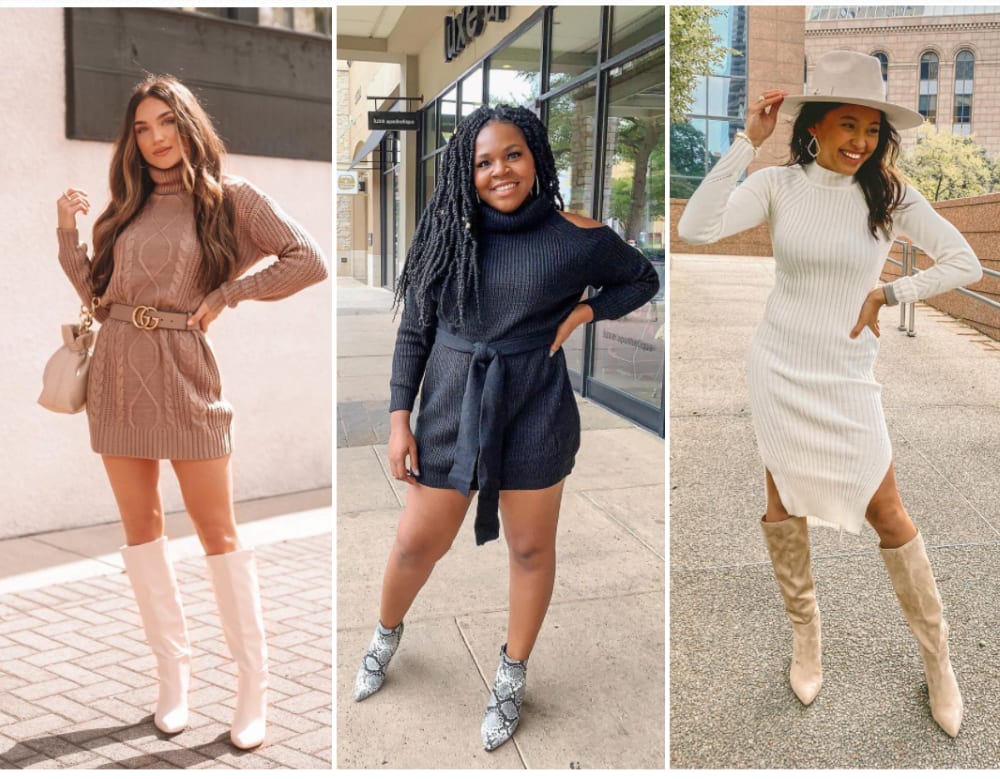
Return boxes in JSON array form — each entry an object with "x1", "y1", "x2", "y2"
[
  {"x1": 423, "y1": 157, "x2": 435, "y2": 206},
  {"x1": 489, "y1": 22, "x2": 542, "y2": 108},
  {"x1": 592, "y1": 45, "x2": 664, "y2": 408},
  {"x1": 545, "y1": 78, "x2": 597, "y2": 373},
  {"x1": 439, "y1": 85, "x2": 457, "y2": 145},
  {"x1": 610, "y1": 6, "x2": 665, "y2": 58},
  {"x1": 423, "y1": 105, "x2": 438, "y2": 156},
  {"x1": 461, "y1": 67, "x2": 484, "y2": 116},
  {"x1": 549, "y1": 6, "x2": 600, "y2": 90}
]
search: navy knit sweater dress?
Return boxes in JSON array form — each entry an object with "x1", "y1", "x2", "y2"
[{"x1": 390, "y1": 195, "x2": 659, "y2": 544}]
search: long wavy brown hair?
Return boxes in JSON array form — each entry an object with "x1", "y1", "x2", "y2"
[
  {"x1": 787, "y1": 101, "x2": 907, "y2": 240},
  {"x1": 90, "y1": 74, "x2": 236, "y2": 297}
]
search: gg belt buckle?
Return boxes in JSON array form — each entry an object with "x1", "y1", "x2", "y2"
[{"x1": 131, "y1": 305, "x2": 161, "y2": 331}]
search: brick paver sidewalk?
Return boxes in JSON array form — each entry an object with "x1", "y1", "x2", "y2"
[{"x1": 0, "y1": 534, "x2": 331, "y2": 769}]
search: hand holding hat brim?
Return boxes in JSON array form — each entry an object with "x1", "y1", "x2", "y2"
[{"x1": 777, "y1": 50, "x2": 925, "y2": 131}]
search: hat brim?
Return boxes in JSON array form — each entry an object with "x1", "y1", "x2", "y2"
[{"x1": 779, "y1": 95, "x2": 925, "y2": 131}]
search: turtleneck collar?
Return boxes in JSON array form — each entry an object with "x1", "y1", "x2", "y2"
[
  {"x1": 149, "y1": 163, "x2": 186, "y2": 195},
  {"x1": 802, "y1": 160, "x2": 856, "y2": 189},
  {"x1": 478, "y1": 195, "x2": 554, "y2": 234}
]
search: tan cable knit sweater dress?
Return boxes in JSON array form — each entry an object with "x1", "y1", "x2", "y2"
[{"x1": 57, "y1": 163, "x2": 328, "y2": 460}]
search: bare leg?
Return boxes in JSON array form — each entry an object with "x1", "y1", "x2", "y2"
[
  {"x1": 101, "y1": 455, "x2": 164, "y2": 544},
  {"x1": 379, "y1": 484, "x2": 474, "y2": 628},
  {"x1": 170, "y1": 456, "x2": 239, "y2": 555},
  {"x1": 500, "y1": 481, "x2": 564, "y2": 661},
  {"x1": 864, "y1": 463, "x2": 917, "y2": 548},
  {"x1": 764, "y1": 468, "x2": 792, "y2": 523}
]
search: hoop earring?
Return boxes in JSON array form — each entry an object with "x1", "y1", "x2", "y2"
[
  {"x1": 533, "y1": 175, "x2": 540, "y2": 196},
  {"x1": 475, "y1": 190, "x2": 481, "y2": 204},
  {"x1": 807, "y1": 135, "x2": 820, "y2": 158}
]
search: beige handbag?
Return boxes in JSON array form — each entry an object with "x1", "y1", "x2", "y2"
[{"x1": 38, "y1": 299, "x2": 98, "y2": 414}]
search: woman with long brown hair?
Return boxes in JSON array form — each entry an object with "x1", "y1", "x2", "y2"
[
  {"x1": 679, "y1": 51, "x2": 981, "y2": 737},
  {"x1": 55, "y1": 75, "x2": 327, "y2": 749}
]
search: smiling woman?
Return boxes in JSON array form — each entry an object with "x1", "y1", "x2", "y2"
[
  {"x1": 54, "y1": 74, "x2": 327, "y2": 750},
  {"x1": 351, "y1": 103, "x2": 658, "y2": 751},
  {"x1": 677, "y1": 50, "x2": 981, "y2": 738}
]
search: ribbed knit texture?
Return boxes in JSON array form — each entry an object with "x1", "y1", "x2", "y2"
[
  {"x1": 57, "y1": 163, "x2": 328, "y2": 460},
  {"x1": 679, "y1": 138, "x2": 981, "y2": 533},
  {"x1": 391, "y1": 195, "x2": 659, "y2": 493}
]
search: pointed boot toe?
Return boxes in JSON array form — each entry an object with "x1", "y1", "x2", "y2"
[
  {"x1": 789, "y1": 615, "x2": 823, "y2": 705},
  {"x1": 924, "y1": 650, "x2": 963, "y2": 737}
]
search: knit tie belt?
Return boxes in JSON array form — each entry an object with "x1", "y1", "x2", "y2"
[{"x1": 435, "y1": 326, "x2": 555, "y2": 546}]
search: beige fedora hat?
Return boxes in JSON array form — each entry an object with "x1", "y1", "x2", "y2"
[{"x1": 779, "y1": 50, "x2": 925, "y2": 130}]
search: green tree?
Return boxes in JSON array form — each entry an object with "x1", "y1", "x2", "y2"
[
  {"x1": 670, "y1": 123, "x2": 709, "y2": 198},
  {"x1": 900, "y1": 124, "x2": 995, "y2": 201},
  {"x1": 670, "y1": 6, "x2": 727, "y2": 124}
]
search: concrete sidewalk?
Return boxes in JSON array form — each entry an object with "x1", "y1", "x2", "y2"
[
  {"x1": 336, "y1": 278, "x2": 665, "y2": 769},
  {"x1": 670, "y1": 254, "x2": 1000, "y2": 769},
  {"x1": 0, "y1": 490, "x2": 331, "y2": 769}
]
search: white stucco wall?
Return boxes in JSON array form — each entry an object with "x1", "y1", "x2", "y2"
[{"x1": 0, "y1": 8, "x2": 332, "y2": 539}]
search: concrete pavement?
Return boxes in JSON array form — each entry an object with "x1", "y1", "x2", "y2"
[
  {"x1": 0, "y1": 490, "x2": 332, "y2": 769},
  {"x1": 670, "y1": 254, "x2": 1000, "y2": 769},
  {"x1": 336, "y1": 278, "x2": 665, "y2": 769}
]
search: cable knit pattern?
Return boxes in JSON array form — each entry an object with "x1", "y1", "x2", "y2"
[
  {"x1": 678, "y1": 138, "x2": 982, "y2": 533},
  {"x1": 391, "y1": 196, "x2": 659, "y2": 497},
  {"x1": 56, "y1": 163, "x2": 328, "y2": 460}
]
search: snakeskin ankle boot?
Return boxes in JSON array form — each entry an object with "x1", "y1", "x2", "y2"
[
  {"x1": 481, "y1": 643, "x2": 527, "y2": 751},
  {"x1": 353, "y1": 620, "x2": 404, "y2": 702}
]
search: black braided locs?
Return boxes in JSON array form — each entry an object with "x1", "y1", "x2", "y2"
[{"x1": 392, "y1": 104, "x2": 564, "y2": 328}]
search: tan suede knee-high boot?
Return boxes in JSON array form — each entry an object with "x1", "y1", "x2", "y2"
[
  {"x1": 760, "y1": 515, "x2": 823, "y2": 705},
  {"x1": 881, "y1": 531, "x2": 963, "y2": 737}
]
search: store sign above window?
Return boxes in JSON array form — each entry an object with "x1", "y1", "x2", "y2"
[
  {"x1": 444, "y1": 6, "x2": 509, "y2": 62},
  {"x1": 368, "y1": 111, "x2": 420, "y2": 131}
]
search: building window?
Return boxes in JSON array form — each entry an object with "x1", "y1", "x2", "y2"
[
  {"x1": 918, "y1": 51, "x2": 938, "y2": 124},
  {"x1": 953, "y1": 49, "x2": 974, "y2": 136},
  {"x1": 669, "y1": 5, "x2": 748, "y2": 197},
  {"x1": 873, "y1": 51, "x2": 888, "y2": 85}
]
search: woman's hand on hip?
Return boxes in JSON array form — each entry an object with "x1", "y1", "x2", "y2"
[
  {"x1": 388, "y1": 411, "x2": 419, "y2": 484},
  {"x1": 745, "y1": 90, "x2": 789, "y2": 148},
  {"x1": 850, "y1": 287, "x2": 887, "y2": 339},
  {"x1": 57, "y1": 188, "x2": 90, "y2": 230},
  {"x1": 550, "y1": 303, "x2": 594, "y2": 356},
  {"x1": 189, "y1": 290, "x2": 226, "y2": 333}
]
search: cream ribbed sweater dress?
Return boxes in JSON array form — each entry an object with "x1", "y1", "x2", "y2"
[
  {"x1": 678, "y1": 138, "x2": 981, "y2": 534},
  {"x1": 57, "y1": 163, "x2": 328, "y2": 460}
]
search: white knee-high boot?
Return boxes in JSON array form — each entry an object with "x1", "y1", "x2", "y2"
[
  {"x1": 206, "y1": 549, "x2": 269, "y2": 749},
  {"x1": 120, "y1": 536, "x2": 191, "y2": 734}
]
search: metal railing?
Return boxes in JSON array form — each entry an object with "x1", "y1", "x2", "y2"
[{"x1": 885, "y1": 239, "x2": 1000, "y2": 337}]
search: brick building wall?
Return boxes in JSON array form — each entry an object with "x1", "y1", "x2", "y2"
[{"x1": 805, "y1": 11, "x2": 1000, "y2": 156}]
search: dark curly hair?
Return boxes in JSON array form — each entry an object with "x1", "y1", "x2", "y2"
[
  {"x1": 392, "y1": 104, "x2": 564, "y2": 327},
  {"x1": 787, "y1": 102, "x2": 906, "y2": 240}
]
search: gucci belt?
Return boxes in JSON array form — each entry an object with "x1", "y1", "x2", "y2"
[{"x1": 108, "y1": 303, "x2": 194, "y2": 331}]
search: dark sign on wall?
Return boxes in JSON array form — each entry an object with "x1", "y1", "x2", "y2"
[
  {"x1": 65, "y1": 8, "x2": 331, "y2": 161},
  {"x1": 444, "y1": 6, "x2": 509, "y2": 62},
  {"x1": 368, "y1": 111, "x2": 420, "y2": 131}
]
